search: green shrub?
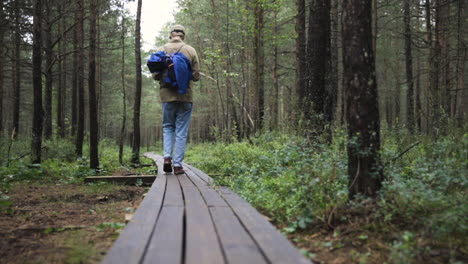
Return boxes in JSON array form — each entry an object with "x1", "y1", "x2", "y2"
[
  {"x1": 380, "y1": 132, "x2": 468, "y2": 241},
  {"x1": 0, "y1": 138, "x2": 145, "y2": 189},
  {"x1": 186, "y1": 130, "x2": 349, "y2": 225},
  {"x1": 187, "y1": 128, "x2": 467, "y2": 248}
]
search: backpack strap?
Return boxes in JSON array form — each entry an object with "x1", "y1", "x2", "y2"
[
  {"x1": 176, "y1": 44, "x2": 185, "y2": 53},
  {"x1": 163, "y1": 44, "x2": 185, "y2": 54}
]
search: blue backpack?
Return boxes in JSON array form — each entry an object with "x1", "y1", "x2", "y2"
[{"x1": 147, "y1": 45, "x2": 192, "y2": 94}]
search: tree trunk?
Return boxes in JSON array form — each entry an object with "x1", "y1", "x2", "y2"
[
  {"x1": 224, "y1": 0, "x2": 240, "y2": 139},
  {"x1": 404, "y1": 0, "x2": 414, "y2": 132},
  {"x1": 96, "y1": 6, "x2": 103, "y2": 139},
  {"x1": 295, "y1": 0, "x2": 306, "y2": 114},
  {"x1": 44, "y1": 0, "x2": 53, "y2": 139},
  {"x1": 71, "y1": 0, "x2": 79, "y2": 136},
  {"x1": 131, "y1": 0, "x2": 142, "y2": 164},
  {"x1": 416, "y1": 3, "x2": 425, "y2": 132},
  {"x1": 253, "y1": 0, "x2": 265, "y2": 131},
  {"x1": 32, "y1": 0, "x2": 44, "y2": 163},
  {"x1": 455, "y1": 0, "x2": 466, "y2": 126},
  {"x1": 425, "y1": 0, "x2": 435, "y2": 133},
  {"x1": 272, "y1": 8, "x2": 280, "y2": 129},
  {"x1": 372, "y1": 0, "x2": 377, "y2": 56},
  {"x1": 415, "y1": 53, "x2": 422, "y2": 132},
  {"x1": 12, "y1": 0, "x2": 21, "y2": 138},
  {"x1": 57, "y1": 0, "x2": 66, "y2": 138},
  {"x1": 342, "y1": 0, "x2": 383, "y2": 198},
  {"x1": 88, "y1": 0, "x2": 99, "y2": 169},
  {"x1": 119, "y1": 4, "x2": 126, "y2": 165},
  {"x1": 330, "y1": 0, "x2": 339, "y2": 124},
  {"x1": 0, "y1": 0, "x2": 4, "y2": 137},
  {"x1": 75, "y1": 0, "x2": 85, "y2": 157},
  {"x1": 431, "y1": 0, "x2": 442, "y2": 131},
  {"x1": 439, "y1": 0, "x2": 450, "y2": 117},
  {"x1": 240, "y1": 33, "x2": 248, "y2": 137},
  {"x1": 307, "y1": 0, "x2": 331, "y2": 126}
]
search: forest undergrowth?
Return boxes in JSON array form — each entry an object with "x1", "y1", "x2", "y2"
[
  {"x1": 186, "y1": 125, "x2": 467, "y2": 264},
  {"x1": 0, "y1": 137, "x2": 156, "y2": 188},
  {"x1": 0, "y1": 126, "x2": 466, "y2": 263}
]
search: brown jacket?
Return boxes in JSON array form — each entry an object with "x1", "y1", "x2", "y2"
[{"x1": 152, "y1": 38, "x2": 200, "y2": 103}]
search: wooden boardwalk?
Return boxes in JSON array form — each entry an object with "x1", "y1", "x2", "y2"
[{"x1": 101, "y1": 152, "x2": 312, "y2": 264}]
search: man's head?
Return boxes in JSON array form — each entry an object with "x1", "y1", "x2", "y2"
[{"x1": 170, "y1": 25, "x2": 185, "y2": 40}]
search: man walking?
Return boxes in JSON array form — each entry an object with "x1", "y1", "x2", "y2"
[{"x1": 152, "y1": 25, "x2": 200, "y2": 174}]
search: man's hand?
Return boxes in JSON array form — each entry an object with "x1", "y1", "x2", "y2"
[{"x1": 152, "y1": 72, "x2": 162, "y2": 81}]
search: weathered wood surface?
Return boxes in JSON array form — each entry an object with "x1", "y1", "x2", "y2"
[
  {"x1": 222, "y1": 188, "x2": 311, "y2": 264},
  {"x1": 181, "y1": 173, "x2": 225, "y2": 264},
  {"x1": 143, "y1": 205, "x2": 184, "y2": 264},
  {"x1": 210, "y1": 206, "x2": 268, "y2": 264},
  {"x1": 184, "y1": 162, "x2": 214, "y2": 184},
  {"x1": 101, "y1": 152, "x2": 312, "y2": 264},
  {"x1": 101, "y1": 174, "x2": 166, "y2": 264}
]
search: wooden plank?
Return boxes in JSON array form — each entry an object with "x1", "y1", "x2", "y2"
[
  {"x1": 185, "y1": 170, "x2": 207, "y2": 187},
  {"x1": 178, "y1": 172, "x2": 196, "y2": 188},
  {"x1": 181, "y1": 173, "x2": 224, "y2": 206},
  {"x1": 101, "y1": 157, "x2": 309, "y2": 263},
  {"x1": 186, "y1": 172, "x2": 227, "y2": 207},
  {"x1": 183, "y1": 163, "x2": 214, "y2": 184},
  {"x1": 180, "y1": 174, "x2": 225, "y2": 264},
  {"x1": 163, "y1": 175, "x2": 184, "y2": 207},
  {"x1": 142, "y1": 206, "x2": 184, "y2": 264},
  {"x1": 84, "y1": 175, "x2": 156, "y2": 185},
  {"x1": 221, "y1": 189, "x2": 312, "y2": 264},
  {"x1": 101, "y1": 175, "x2": 167, "y2": 264},
  {"x1": 184, "y1": 163, "x2": 213, "y2": 183},
  {"x1": 210, "y1": 207, "x2": 268, "y2": 264},
  {"x1": 199, "y1": 188, "x2": 229, "y2": 208},
  {"x1": 143, "y1": 151, "x2": 158, "y2": 161},
  {"x1": 219, "y1": 186, "x2": 234, "y2": 195},
  {"x1": 143, "y1": 152, "x2": 165, "y2": 175}
]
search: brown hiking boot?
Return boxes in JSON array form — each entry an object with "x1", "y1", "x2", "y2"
[
  {"x1": 163, "y1": 157, "x2": 172, "y2": 173},
  {"x1": 173, "y1": 166, "x2": 185, "y2": 175}
]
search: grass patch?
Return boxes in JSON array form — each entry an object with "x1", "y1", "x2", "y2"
[
  {"x1": 84, "y1": 182, "x2": 126, "y2": 196},
  {"x1": 0, "y1": 137, "x2": 159, "y2": 191},
  {"x1": 64, "y1": 230, "x2": 100, "y2": 264}
]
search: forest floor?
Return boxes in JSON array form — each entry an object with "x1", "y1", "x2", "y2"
[
  {"x1": 0, "y1": 169, "x2": 464, "y2": 264},
  {"x1": 288, "y1": 218, "x2": 453, "y2": 264},
  {"x1": 0, "y1": 181, "x2": 146, "y2": 264},
  {"x1": 0, "y1": 181, "x2": 464, "y2": 264},
  {"x1": 291, "y1": 218, "x2": 466, "y2": 264}
]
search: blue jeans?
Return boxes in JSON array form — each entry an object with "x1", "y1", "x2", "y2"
[{"x1": 162, "y1": 102, "x2": 193, "y2": 167}]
